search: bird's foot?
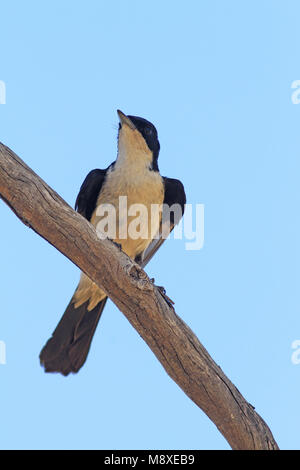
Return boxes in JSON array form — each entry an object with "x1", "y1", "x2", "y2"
[
  {"x1": 156, "y1": 285, "x2": 175, "y2": 309},
  {"x1": 113, "y1": 241, "x2": 122, "y2": 250}
]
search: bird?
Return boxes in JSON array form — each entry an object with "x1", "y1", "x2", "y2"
[{"x1": 40, "y1": 110, "x2": 186, "y2": 375}]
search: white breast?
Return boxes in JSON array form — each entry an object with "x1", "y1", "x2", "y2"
[{"x1": 91, "y1": 162, "x2": 164, "y2": 259}]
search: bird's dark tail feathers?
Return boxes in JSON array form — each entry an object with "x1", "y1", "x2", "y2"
[{"x1": 40, "y1": 296, "x2": 108, "y2": 376}]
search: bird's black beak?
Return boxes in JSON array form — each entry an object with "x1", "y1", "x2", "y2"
[{"x1": 117, "y1": 110, "x2": 136, "y2": 130}]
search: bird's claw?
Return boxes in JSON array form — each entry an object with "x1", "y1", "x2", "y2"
[
  {"x1": 113, "y1": 241, "x2": 122, "y2": 250},
  {"x1": 156, "y1": 285, "x2": 175, "y2": 309}
]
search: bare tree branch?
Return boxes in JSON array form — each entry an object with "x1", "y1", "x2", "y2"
[{"x1": 0, "y1": 142, "x2": 279, "y2": 450}]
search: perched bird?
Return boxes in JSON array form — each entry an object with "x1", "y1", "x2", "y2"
[{"x1": 40, "y1": 110, "x2": 186, "y2": 375}]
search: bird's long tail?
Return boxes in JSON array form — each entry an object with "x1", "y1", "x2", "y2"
[{"x1": 39, "y1": 295, "x2": 107, "y2": 376}]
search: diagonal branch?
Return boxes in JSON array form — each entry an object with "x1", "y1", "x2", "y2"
[{"x1": 0, "y1": 142, "x2": 279, "y2": 450}]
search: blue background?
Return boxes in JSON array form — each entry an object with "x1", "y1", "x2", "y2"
[{"x1": 0, "y1": 0, "x2": 299, "y2": 450}]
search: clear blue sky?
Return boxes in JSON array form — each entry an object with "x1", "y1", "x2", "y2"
[{"x1": 0, "y1": 0, "x2": 300, "y2": 450}]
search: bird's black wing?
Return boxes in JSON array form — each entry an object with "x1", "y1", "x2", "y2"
[
  {"x1": 140, "y1": 177, "x2": 186, "y2": 268},
  {"x1": 75, "y1": 168, "x2": 108, "y2": 221}
]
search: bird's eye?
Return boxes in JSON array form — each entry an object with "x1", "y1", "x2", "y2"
[{"x1": 145, "y1": 127, "x2": 152, "y2": 135}]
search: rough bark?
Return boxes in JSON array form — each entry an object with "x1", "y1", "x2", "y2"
[{"x1": 0, "y1": 142, "x2": 279, "y2": 450}]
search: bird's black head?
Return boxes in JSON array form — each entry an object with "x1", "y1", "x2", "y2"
[{"x1": 117, "y1": 110, "x2": 160, "y2": 171}]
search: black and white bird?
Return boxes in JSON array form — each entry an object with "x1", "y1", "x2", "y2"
[{"x1": 40, "y1": 110, "x2": 186, "y2": 375}]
